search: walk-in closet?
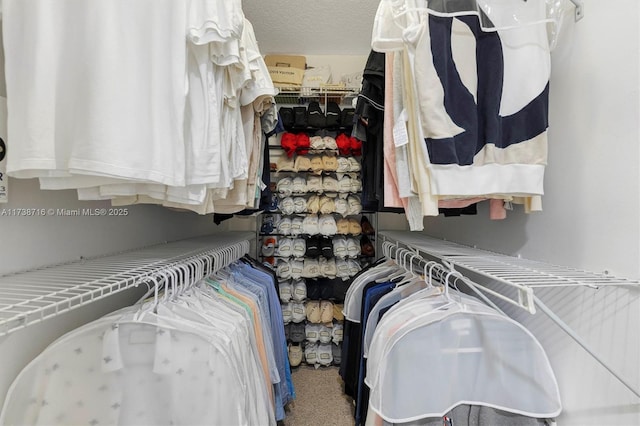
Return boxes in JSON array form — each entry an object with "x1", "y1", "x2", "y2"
[{"x1": 0, "y1": 1, "x2": 638, "y2": 425}]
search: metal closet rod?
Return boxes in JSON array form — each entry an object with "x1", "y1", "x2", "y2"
[
  {"x1": 382, "y1": 241, "x2": 507, "y2": 315},
  {"x1": 379, "y1": 233, "x2": 640, "y2": 400},
  {"x1": 0, "y1": 233, "x2": 255, "y2": 337}
]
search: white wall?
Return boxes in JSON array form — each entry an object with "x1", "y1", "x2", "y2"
[
  {"x1": 422, "y1": 2, "x2": 640, "y2": 425},
  {"x1": 304, "y1": 55, "x2": 368, "y2": 86},
  {"x1": 0, "y1": 179, "x2": 224, "y2": 274}
]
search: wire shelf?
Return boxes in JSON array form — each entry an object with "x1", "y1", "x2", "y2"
[
  {"x1": 380, "y1": 231, "x2": 640, "y2": 313},
  {"x1": 0, "y1": 232, "x2": 255, "y2": 336},
  {"x1": 274, "y1": 86, "x2": 359, "y2": 105}
]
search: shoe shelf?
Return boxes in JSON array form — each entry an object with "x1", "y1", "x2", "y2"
[
  {"x1": 270, "y1": 170, "x2": 360, "y2": 176},
  {"x1": 274, "y1": 87, "x2": 359, "y2": 106},
  {"x1": 258, "y1": 254, "x2": 376, "y2": 260},
  {"x1": 259, "y1": 232, "x2": 375, "y2": 239},
  {"x1": 270, "y1": 190, "x2": 363, "y2": 196},
  {"x1": 263, "y1": 213, "x2": 367, "y2": 218},
  {"x1": 262, "y1": 211, "x2": 378, "y2": 215},
  {"x1": 265, "y1": 88, "x2": 379, "y2": 369}
]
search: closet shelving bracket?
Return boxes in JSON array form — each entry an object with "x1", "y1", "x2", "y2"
[
  {"x1": 379, "y1": 231, "x2": 640, "y2": 399},
  {"x1": 570, "y1": 0, "x2": 584, "y2": 21},
  {"x1": 0, "y1": 232, "x2": 255, "y2": 338}
]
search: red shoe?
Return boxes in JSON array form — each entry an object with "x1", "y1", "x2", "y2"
[{"x1": 296, "y1": 133, "x2": 310, "y2": 155}]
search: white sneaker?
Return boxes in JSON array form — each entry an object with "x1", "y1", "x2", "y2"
[
  {"x1": 288, "y1": 344, "x2": 303, "y2": 367},
  {"x1": 305, "y1": 342, "x2": 319, "y2": 365},
  {"x1": 292, "y1": 279, "x2": 307, "y2": 302},
  {"x1": 281, "y1": 302, "x2": 293, "y2": 324},
  {"x1": 279, "y1": 280, "x2": 292, "y2": 303},
  {"x1": 317, "y1": 343, "x2": 333, "y2": 366}
]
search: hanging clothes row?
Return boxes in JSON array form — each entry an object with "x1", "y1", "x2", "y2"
[
  {"x1": 0, "y1": 243, "x2": 294, "y2": 425},
  {"x1": 354, "y1": 0, "x2": 575, "y2": 229},
  {"x1": 340, "y1": 242, "x2": 562, "y2": 426},
  {"x1": 2, "y1": 0, "x2": 276, "y2": 214}
]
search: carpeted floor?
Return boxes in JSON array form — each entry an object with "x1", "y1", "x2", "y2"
[{"x1": 283, "y1": 366, "x2": 355, "y2": 426}]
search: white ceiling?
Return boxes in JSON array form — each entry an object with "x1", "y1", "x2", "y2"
[{"x1": 243, "y1": 0, "x2": 379, "y2": 55}]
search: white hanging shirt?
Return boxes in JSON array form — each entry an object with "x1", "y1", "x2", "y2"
[
  {"x1": 0, "y1": 319, "x2": 251, "y2": 425},
  {"x1": 3, "y1": 0, "x2": 244, "y2": 188},
  {"x1": 366, "y1": 301, "x2": 562, "y2": 423},
  {"x1": 372, "y1": 0, "x2": 551, "y2": 198}
]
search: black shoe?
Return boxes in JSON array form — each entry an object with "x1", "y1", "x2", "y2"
[
  {"x1": 325, "y1": 102, "x2": 342, "y2": 128},
  {"x1": 293, "y1": 106, "x2": 308, "y2": 128},
  {"x1": 279, "y1": 107, "x2": 294, "y2": 130},
  {"x1": 307, "y1": 101, "x2": 326, "y2": 128},
  {"x1": 305, "y1": 236, "x2": 321, "y2": 258},
  {"x1": 320, "y1": 237, "x2": 334, "y2": 259},
  {"x1": 341, "y1": 108, "x2": 355, "y2": 128}
]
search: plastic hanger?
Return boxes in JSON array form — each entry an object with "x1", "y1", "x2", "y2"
[
  {"x1": 394, "y1": 252, "x2": 421, "y2": 287},
  {"x1": 159, "y1": 266, "x2": 179, "y2": 304},
  {"x1": 194, "y1": 256, "x2": 206, "y2": 289},
  {"x1": 383, "y1": 248, "x2": 412, "y2": 282},
  {"x1": 180, "y1": 260, "x2": 195, "y2": 295},
  {"x1": 394, "y1": 258, "x2": 438, "y2": 294},
  {"x1": 132, "y1": 274, "x2": 161, "y2": 321},
  {"x1": 205, "y1": 249, "x2": 223, "y2": 291}
]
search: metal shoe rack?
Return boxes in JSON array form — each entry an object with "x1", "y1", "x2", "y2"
[{"x1": 259, "y1": 89, "x2": 377, "y2": 368}]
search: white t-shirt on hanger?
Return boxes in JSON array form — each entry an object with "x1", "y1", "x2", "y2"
[
  {"x1": 4, "y1": 0, "x2": 245, "y2": 190},
  {"x1": 4, "y1": 0, "x2": 185, "y2": 185}
]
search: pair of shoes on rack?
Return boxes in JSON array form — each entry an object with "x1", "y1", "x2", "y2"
[
  {"x1": 336, "y1": 157, "x2": 361, "y2": 173},
  {"x1": 304, "y1": 236, "x2": 332, "y2": 258},
  {"x1": 361, "y1": 216, "x2": 375, "y2": 235},
  {"x1": 309, "y1": 135, "x2": 338, "y2": 151},
  {"x1": 335, "y1": 258, "x2": 361, "y2": 279},
  {"x1": 261, "y1": 214, "x2": 279, "y2": 233},
  {"x1": 305, "y1": 342, "x2": 334, "y2": 366},
  {"x1": 277, "y1": 154, "x2": 318, "y2": 172},
  {"x1": 280, "y1": 279, "x2": 307, "y2": 303},
  {"x1": 336, "y1": 133, "x2": 362, "y2": 156},
  {"x1": 306, "y1": 279, "x2": 339, "y2": 300},
  {"x1": 285, "y1": 322, "x2": 306, "y2": 343},
  {"x1": 281, "y1": 132, "x2": 311, "y2": 157},
  {"x1": 280, "y1": 103, "x2": 350, "y2": 130},
  {"x1": 360, "y1": 235, "x2": 375, "y2": 257},
  {"x1": 279, "y1": 196, "x2": 307, "y2": 215},
  {"x1": 277, "y1": 217, "x2": 305, "y2": 237},
  {"x1": 282, "y1": 301, "x2": 306, "y2": 324},
  {"x1": 332, "y1": 236, "x2": 361, "y2": 258},
  {"x1": 336, "y1": 218, "x2": 362, "y2": 235},
  {"x1": 305, "y1": 300, "x2": 334, "y2": 324},
  {"x1": 305, "y1": 323, "x2": 333, "y2": 344},
  {"x1": 307, "y1": 101, "x2": 342, "y2": 128},
  {"x1": 261, "y1": 237, "x2": 277, "y2": 257},
  {"x1": 275, "y1": 237, "x2": 306, "y2": 258},
  {"x1": 277, "y1": 258, "x2": 304, "y2": 280}
]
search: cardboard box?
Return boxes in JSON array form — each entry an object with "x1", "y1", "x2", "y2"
[
  {"x1": 264, "y1": 55, "x2": 306, "y2": 70},
  {"x1": 265, "y1": 55, "x2": 306, "y2": 88}
]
